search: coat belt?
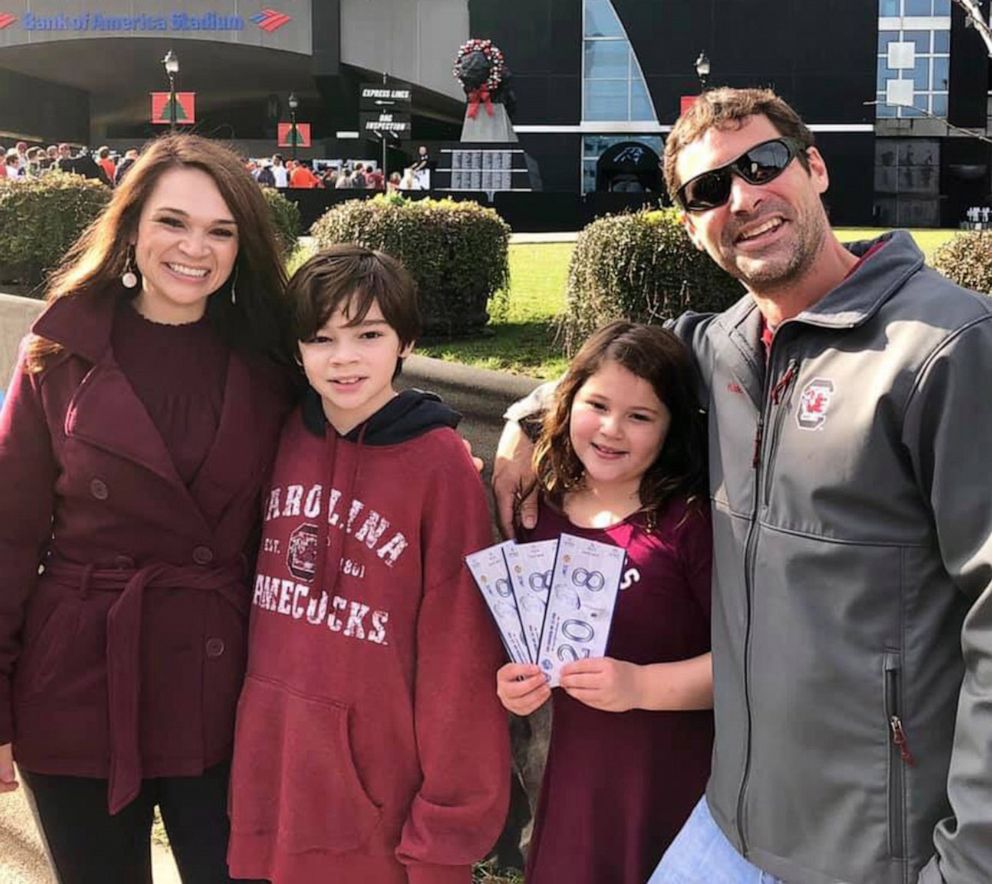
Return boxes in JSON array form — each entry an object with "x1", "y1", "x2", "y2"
[{"x1": 42, "y1": 559, "x2": 248, "y2": 814}]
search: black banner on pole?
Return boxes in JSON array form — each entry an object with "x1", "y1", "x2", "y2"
[
  {"x1": 359, "y1": 111, "x2": 412, "y2": 136},
  {"x1": 359, "y1": 83, "x2": 412, "y2": 112}
]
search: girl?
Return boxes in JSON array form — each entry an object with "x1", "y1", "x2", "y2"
[
  {"x1": 496, "y1": 320, "x2": 713, "y2": 884},
  {"x1": 0, "y1": 134, "x2": 294, "y2": 882}
]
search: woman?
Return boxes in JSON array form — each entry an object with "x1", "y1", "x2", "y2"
[{"x1": 0, "y1": 133, "x2": 295, "y2": 882}]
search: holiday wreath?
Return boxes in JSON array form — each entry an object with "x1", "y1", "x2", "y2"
[{"x1": 452, "y1": 38, "x2": 508, "y2": 118}]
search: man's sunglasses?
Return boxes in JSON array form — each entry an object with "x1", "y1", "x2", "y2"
[{"x1": 676, "y1": 137, "x2": 807, "y2": 213}]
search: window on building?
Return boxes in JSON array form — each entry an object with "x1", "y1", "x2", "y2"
[
  {"x1": 582, "y1": 0, "x2": 658, "y2": 123},
  {"x1": 581, "y1": 134, "x2": 663, "y2": 194},
  {"x1": 876, "y1": 0, "x2": 951, "y2": 118}
]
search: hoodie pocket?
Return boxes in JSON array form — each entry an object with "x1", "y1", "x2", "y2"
[{"x1": 230, "y1": 674, "x2": 382, "y2": 854}]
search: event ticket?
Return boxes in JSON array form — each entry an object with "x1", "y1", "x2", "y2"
[
  {"x1": 538, "y1": 534, "x2": 625, "y2": 687},
  {"x1": 465, "y1": 542, "x2": 531, "y2": 665},
  {"x1": 503, "y1": 539, "x2": 558, "y2": 663}
]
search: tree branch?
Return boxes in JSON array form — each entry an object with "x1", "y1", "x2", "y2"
[{"x1": 951, "y1": 0, "x2": 992, "y2": 56}]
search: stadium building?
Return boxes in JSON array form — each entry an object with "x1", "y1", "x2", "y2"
[{"x1": 1, "y1": 0, "x2": 989, "y2": 225}]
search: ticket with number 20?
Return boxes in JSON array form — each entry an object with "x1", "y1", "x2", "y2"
[{"x1": 538, "y1": 534, "x2": 625, "y2": 687}]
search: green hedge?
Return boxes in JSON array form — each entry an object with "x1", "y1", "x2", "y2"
[
  {"x1": 932, "y1": 230, "x2": 992, "y2": 296},
  {"x1": 260, "y1": 185, "x2": 301, "y2": 258},
  {"x1": 310, "y1": 194, "x2": 510, "y2": 337},
  {"x1": 559, "y1": 208, "x2": 743, "y2": 354},
  {"x1": 0, "y1": 173, "x2": 112, "y2": 289}
]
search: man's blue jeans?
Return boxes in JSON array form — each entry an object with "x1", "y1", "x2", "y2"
[{"x1": 648, "y1": 797, "x2": 785, "y2": 883}]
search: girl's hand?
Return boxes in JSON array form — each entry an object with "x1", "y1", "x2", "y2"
[
  {"x1": 496, "y1": 663, "x2": 551, "y2": 716},
  {"x1": 560, "y1": 657, "x2": 643, "y2": 712},
  {"x1": 0, "y1": 744, "x2": 18, "y2": 793}
]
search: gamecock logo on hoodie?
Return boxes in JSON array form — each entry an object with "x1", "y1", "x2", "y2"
[{"x1": 287, "y1": 523, "x2": 318, "y2": 581}]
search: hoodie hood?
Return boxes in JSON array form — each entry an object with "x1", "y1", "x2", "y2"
[{"x1": 301, "y1": 387, "x2": 461, "y2": 444}]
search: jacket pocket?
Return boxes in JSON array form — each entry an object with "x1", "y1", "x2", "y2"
[
  {"x1": 14, "y1": 591, "x2": 80, "y2": 704},
  {"x1": 884, "y1": 650, "x2": 912, "y2": 859},
  {"x1": 229, "y1": 674, "x2": 382, "y2": 854}
]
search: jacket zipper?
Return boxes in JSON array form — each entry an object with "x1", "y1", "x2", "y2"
[
  {"x1": 736, "y1": 348, "x2": 782, "y2": 851},
  {"x1": 762, "y1": 360, "x2": 799, "y2": 506},
  {"x1": 884, "y1": 651, "x2": 912, "y2": 860}
]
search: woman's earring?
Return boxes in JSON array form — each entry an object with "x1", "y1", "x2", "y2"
[
  {"x1": 229, "y1": 265, "x2": 239, "y2": 305},
  {"x1": 121, "y1": 247, "x2": 138, "y2": 289}
]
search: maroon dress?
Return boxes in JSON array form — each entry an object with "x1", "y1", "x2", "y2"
[
  {"x1": 111, "y1": 300, "x2": 228, "y2": 485},
  {"x1": 522, "y1": 497, "x2": 714, "y2": 884}
]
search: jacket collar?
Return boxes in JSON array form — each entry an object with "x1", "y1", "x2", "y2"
[
  {"x1": 32, "y1": 286, "x2": 277, "y2": 535},
  {"x1": 793, "y1": 231, "x2": 923, "y2": 329},
  {"x1": 709, "y1": 232, "x2": 922, "y2": 407},
  {"x1": 32, "y1": 285, "x2": 122, "y2": 363}
]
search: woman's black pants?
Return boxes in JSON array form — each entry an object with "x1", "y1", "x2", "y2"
[{"x1": 21, "y1": 762, "x2": 261, "y2": 884}]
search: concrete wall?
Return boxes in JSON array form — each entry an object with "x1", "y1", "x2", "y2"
[{"x1": 0, "y1": 294, "x2": 43, "y2": 389}]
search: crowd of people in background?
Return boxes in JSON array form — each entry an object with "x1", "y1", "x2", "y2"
[
  {"x1": 2, "y1": 141, "x2": 432, "y2": 193},
  {"x1": 0, "y1": 141, "x2": 140, "y2": 187}
]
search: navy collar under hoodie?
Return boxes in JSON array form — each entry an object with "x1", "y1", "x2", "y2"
[{"x1": 302, "y1": 387, "x2": 463, "y2": 602}]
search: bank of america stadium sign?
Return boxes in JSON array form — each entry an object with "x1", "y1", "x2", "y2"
[{"x1": 1, "y1": 9, "x2": 292, "y2": 32}]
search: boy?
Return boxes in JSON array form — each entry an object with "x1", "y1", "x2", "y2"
[{"x1": 227, "y1": 245, "x2": 510, "y2": 883}]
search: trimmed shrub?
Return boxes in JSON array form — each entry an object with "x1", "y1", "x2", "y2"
[
  {"x1": 260, "y1": 185, "x2": 301, "y2": 258},
  {"x1": 932, "y1": 230, "x2": 992, "y2": 295},
  {"x1": 310, "y1": 194, "x2": 510, "y2": 336},
  {"x1": 0, "y1": 173, "x2": 111, "y2": 291},
  {"x1": 559, "y1": 208, "x2": 743, "y2": 354}
]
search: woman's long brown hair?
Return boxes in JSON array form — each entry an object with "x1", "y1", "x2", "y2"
[
  {"x1": 534, "y1": 320, "x2": 706, "y2": 520},
  {"x1": 26, "y1": 134, "x2": 291, "y2": 371}
]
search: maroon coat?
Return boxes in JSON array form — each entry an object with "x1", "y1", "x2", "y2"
[{"x1": 0, "y1": 288, "x2": 292, "y2": 812}]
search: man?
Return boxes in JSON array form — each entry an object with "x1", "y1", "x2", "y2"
[
  {"x1": 114, "y1": 148, "x2": 139, "y2": 185},
  {"x1": 288, "y1": 158, "x2": 320, "y2": 188},
  {"x1": 95, "y1": 146, "x2": 116, "y2": 185},
  {"x1": 269, "y1": 153, "x2": 288, "y2": 188},
  {"x1": 494, "y1": 87, "x2": 992, "y2": 884}
]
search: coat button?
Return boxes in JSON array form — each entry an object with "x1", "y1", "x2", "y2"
[
  {"x1": 192, "y1": 546, "x2": 214, "y2": 565},
  {"x1": 89, "y1": 478, "x2": 109, "y2": 500},
  {"x1": 205, "y1": 638, "x2": 225, "y2": 658}
]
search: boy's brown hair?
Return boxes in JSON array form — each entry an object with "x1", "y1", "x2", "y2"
[
  {"x1": 663, "y1": 87, "x2": 815, "y2": 203},
  {"x1": 288, "y1": 244, "x2": 422, "y2": 351}
]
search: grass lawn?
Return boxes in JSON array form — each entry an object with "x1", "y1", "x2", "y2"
[
  {"x1": 417, "y1": 242, "x2": 573, "y2": 380},
  {"x1": 417, "y1": 228, "x2": 959, "y2": 378}
]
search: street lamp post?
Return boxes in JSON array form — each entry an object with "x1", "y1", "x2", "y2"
[
  {"x1": 287, "y1": 92, "x2": 299, "y2": 161},
  {"x1": 163, "y1": 50, "x2": 179, "y2": 132},
  {"x1": 694, "y1": 51, "x2": 710, "y2": 92}
]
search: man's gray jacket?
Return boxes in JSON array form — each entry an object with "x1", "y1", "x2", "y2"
[{"x1": 670, "y1": 231, "x2": 992, "y2": 884}]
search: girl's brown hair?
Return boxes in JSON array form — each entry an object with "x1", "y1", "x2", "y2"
[
  {"x1": 534, "y1": 321, "x2": 706, "y2": 519},
  {"x1": 26, "y1": 133, "x2": 291, "y2": 370}
]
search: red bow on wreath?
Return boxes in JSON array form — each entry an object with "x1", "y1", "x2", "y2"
[{"x1": 467, "y1": 86, "x2": 495, "y2": 119}]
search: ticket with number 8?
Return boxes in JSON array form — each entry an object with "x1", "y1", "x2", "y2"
[
  {"x1": 503, "y1": 539, "x2": 558, "y2": 664},
  {"x1": 538, "y1": 533, "x2": 625, "y2": 687},
  {"x1": 465, "y1": 541, "x2": 532, "y2": 665}
]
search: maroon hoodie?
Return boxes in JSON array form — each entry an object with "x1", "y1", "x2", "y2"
[{"x1": 227, "y1": 389, "x2": 510, "y2": 884}]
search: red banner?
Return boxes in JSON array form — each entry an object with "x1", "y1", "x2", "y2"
[
  {"x1": 278, "y1": 122, "x2": 312, "y2": 147},
  {"x1": 151, "y1": 92, "x2": 196, "y2": 125}
]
